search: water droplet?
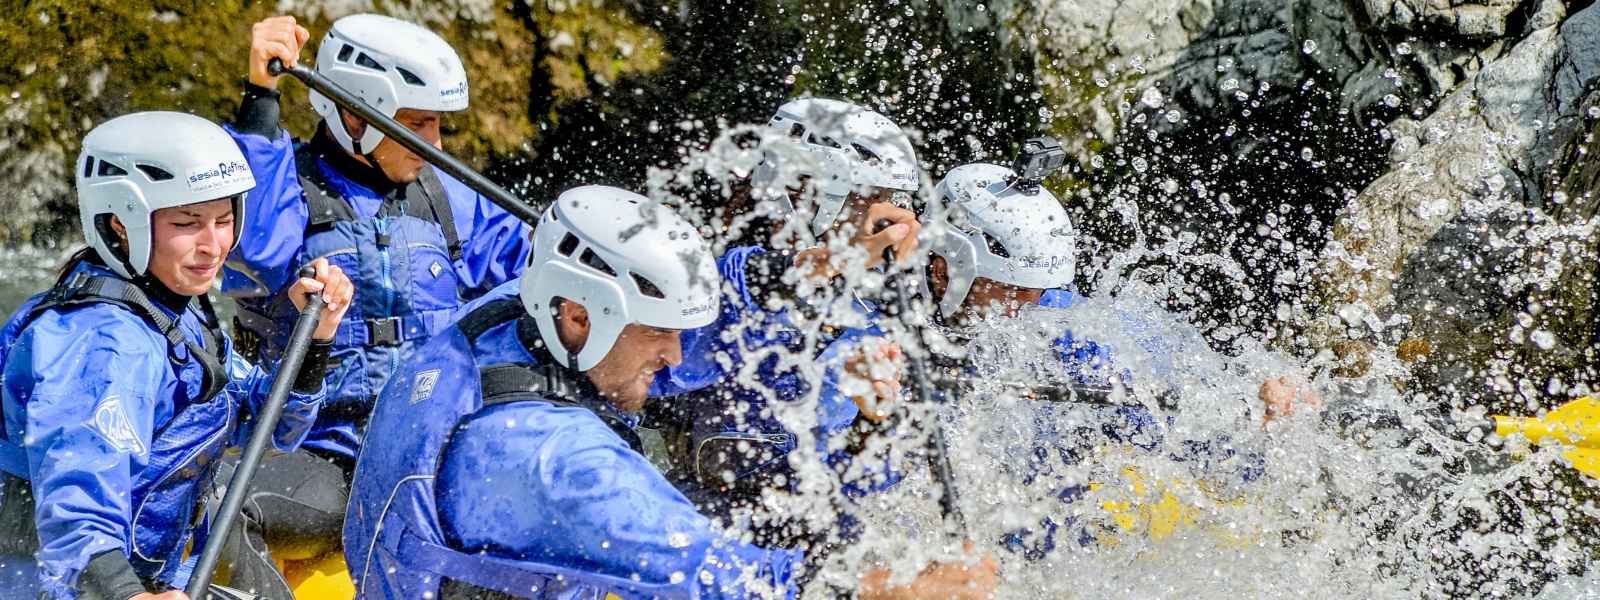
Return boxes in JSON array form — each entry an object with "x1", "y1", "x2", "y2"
[
  {"x1": 1532, "y1": 330, "x2": 1556, "y2": 350},
  {"x1": 1302, "y1": 40, "x2": 1318, "y2": 54},
  {"x1": 1164, "y1": 109, "x2": 1182, "y2": 123},
  {"x1": 1383, "y1": 94, "x2": 1402, "y2": 108},
  {"x1": 1140, "y1": 87, "x2": 1165, "y2": 109},
  {"x1": 1131, "y1": 157, "x2": 1148, "y2": 173},
  {"x1": 1397, "y1": 42, "x2": 1412, "y2": 55}
]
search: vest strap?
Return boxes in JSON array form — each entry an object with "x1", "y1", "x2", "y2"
[
  {"x1": 28, "y1": 273, "x2": 229, "y2": 405},
  {"x1": 478, "y1": 362, "x2": 643, "y2": 455},
  {"x1": 415, "y1": 167, "x2": 463, "y2": 262},
  {"x1": 296, "y1": 144, "x2": 460, "y2": 265},
  {"x1": 296, "y1": 150, "x2": 358, "y2": 231},
  {"x1": 396, "y1": 524, "x2": 686, "y2": 599},
  {"x1": 456, "y1": 298, "x2": 526, "y2": 344},
  {"x1": 0, "y1": 272, "x2": 230, "y2": 478}
]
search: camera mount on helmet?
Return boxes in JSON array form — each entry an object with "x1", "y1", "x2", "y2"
[{"x1": 1010, "y1": 136, "x2": 1066, "y2": 193}]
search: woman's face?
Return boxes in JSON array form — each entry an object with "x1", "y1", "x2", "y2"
[{"x1": 133, "y1": 198, "x2": 237, "y2": 296}]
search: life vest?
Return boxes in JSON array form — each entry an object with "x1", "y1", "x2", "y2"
[
  {"x1": 234, "y1": 144, "x2": 465, "y2": 427},
  {"x1": 0, "y1": 264, "x2": 237, "y2": 582},
  {"x1": 348, "y1": 299, "x2": 683, "y2": 600}
]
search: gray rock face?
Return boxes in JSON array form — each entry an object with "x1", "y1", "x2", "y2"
[
  {"x1": 1310, "y1": 4, "x2": 1600, "y2": 392},
  {"x1": 1019, "y1": 0, "x2": 1600, "y2": 397},
  {"x1": 1026, "y1": 0, "x2": 1542, "y2": 161}
]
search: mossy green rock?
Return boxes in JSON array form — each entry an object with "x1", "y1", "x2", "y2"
[{"x1": 0, "y1": 0, "x2": 664, "y2": 244}]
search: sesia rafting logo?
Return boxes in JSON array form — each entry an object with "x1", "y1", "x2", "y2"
[
  {"x1": 440, "y1": 80, "x2": 468, "y2": 99},
  {"x1": 681, "y1": 301, "x2": 715, "y2": 317},
  {"x1": 1018, "y1": 255, "x2": 1071, "y2": 271},
  {"x1": 185, "y1": 160, "x2": 252, "y2": 194}
]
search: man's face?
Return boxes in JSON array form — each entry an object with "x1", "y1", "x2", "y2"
[
  {"x1": 931, "y1": 255, "x2": 1045, "y2": 324},
  {"x1": 345, "y1": 108, "x2": 443, "y2": 184},
  {"x1": 586, "y1": 323, "x2": 686, "y2": 413},
  {"x1": 962, "y1": 277, "x2": 1045, "y2": 320}
]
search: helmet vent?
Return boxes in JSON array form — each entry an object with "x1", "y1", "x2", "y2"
[
  {"x1": 557, "y1": 232, "x2": 580, "y2": 257},
  {"x1": 808, "y1": 134, "x2": 843, "y2": 150},
  {"x1": 336, "y1": 43, "x2": 355, "y2": 63},
  {"x1": 982, "y1": 232, "x2": 1012, "y2": 259},
  {"x1": 96, "y1": 160, "x2": 127, "y2": 178},
  {"x1": 396, "y1": 67, "x2": 425, "y2": 86},
  {"x1": 83, "y1": 156, "x2": 95, "y2": 179},
  {"x1": 852, "y1": 143, "x2": 881, "y2": 164},
  {"x1": 579, "y1": 248, "x2": 616, "y2": 277},
  {"x1": 136, "y1": 164, "x2": 174, "y2": 181},
  {"x1": 355, "y1": 52, "x2": 386, "y2": 72},
  {"x1": 632, "y1": 273, "x2": 666, "y2": 299},
  {"x1": 788, "y1": 124, "x2": 805, "y2": 139}
]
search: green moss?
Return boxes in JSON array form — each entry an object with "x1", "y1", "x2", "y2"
[{"x1": 0, "y1": 0, "x2": 666, "y2": 243}]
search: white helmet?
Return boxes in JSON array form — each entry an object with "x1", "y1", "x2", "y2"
[
  {"x1": 928, "y1": 163, "x2": 1076, "y2": 318},
  {"x1": 520, "y1": 186, "x2": 721, "y2": 371},
  {"x1": 76, "y1": 112, "x2": 255, "y2": 279},
  {"x1": 310, "y1": 14, "x2": 469, "y2": 155},
  {"x1": 750, "y1": 98, "x2": 920, "y2": 236}
]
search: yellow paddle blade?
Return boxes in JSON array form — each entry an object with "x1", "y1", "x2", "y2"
[
  {"x1": 1493, "y1": 396, "x2": 1600, "y2": 450},
  {"x1": 1562, "y1": 447, "x2": 1600, "y2": 480}
]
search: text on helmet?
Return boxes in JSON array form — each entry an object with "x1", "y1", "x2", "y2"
[{"x1": 185, "y1": 160, "x2": 252, "y2": 193}]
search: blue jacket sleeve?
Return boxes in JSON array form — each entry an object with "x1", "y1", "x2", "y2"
[
  {"x1": 438, "y1": 405, "x2": 801, "y2": 599},
  {"x1": 223, "y1": 126, "x2": 310, "y2": 299},
  {"x1": 223, "y1": 347, "x2": 321, "y2": 453},
  {"x1": 6, "y1": 308, "x2": 165, "y2": 597},
  {"x1": 437, "y1": 173, "x2": 529, "y2": 300}
]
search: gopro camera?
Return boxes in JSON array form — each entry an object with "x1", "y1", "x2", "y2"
[{"x1": 1011, "y1": 136, "x2": 1067, "y2": 192}]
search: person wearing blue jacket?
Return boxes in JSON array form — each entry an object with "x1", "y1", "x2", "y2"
[
  {"x1": 229, "y1": 13, "x2": 529, "y2": 462},
  {"x1": 0, "y1": 112, "x2": 353, "y2": 600},
  {"x1": 631, "y1": 99, "x2": 936, "y2": 557},
  {"x1": 346, "y1": 186, "x2": 997, "y2": 600},
  {"x1": 919, "y1": 160, "x2": 1316, "y2": 556},
  {"x1": 221, "y1": 13, "x2": 529, "y2": 586}
]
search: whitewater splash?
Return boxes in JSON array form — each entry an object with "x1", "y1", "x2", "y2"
[{"x1": 642, "y1": 114, "x2": 1600, "y2": 598}]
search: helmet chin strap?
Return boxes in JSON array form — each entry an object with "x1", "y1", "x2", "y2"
[{"x1": 339, "y1": 109, "x2": 385, "y2": 167}]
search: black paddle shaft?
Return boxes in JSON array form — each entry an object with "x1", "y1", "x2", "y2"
[
  {"x1": 186, "y1": 267, "x2": 326, "y2": 597},
  {"x1": 875, "y1": 229, "x2": 970, "y2": 536},
  {"x1": 266, "y1": 58, "x2": 540, "y2": 225}
]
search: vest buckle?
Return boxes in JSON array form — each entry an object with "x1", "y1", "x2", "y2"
[{"x1": 367, "y1": 316, "x2": 403, "y2": 346}]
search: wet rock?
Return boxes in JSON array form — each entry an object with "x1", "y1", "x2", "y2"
[
  {"x1": 1310, "y1": 4, "x2": 1600, "y2": 395},
  {"x1": 1026, "y1": 0, "x2": 1542, "y2": 165}
]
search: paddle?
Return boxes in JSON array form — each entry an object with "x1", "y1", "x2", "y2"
[
  {"x1": 266, "y1": 58, "x2": 539, "y2": 225},
  {"x1": 186, "y1": 267, "x2": 326, "y2": 598},
  {"x1": 1485, "y1": 396, "x2": 1600, "y2": 478},
  {"x1": 876, "y1": 237, "x2": 969, "y2": 536},
  {"x1": 950, "y1": 375, "x2": 1600, "y2": 478}
]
